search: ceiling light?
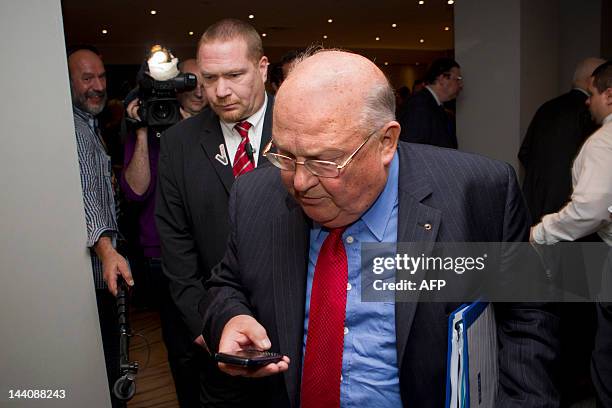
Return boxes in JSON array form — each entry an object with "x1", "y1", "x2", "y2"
[
  {"x1": 262, "y1": 33, "x2": 267, "y2": 37},
  {"x1": 101, "y1": 29, "x2": 108, "y2": 34},
  {"x1": 150, "y1": 10, "x2": 157, "y2": 15},
  {"x1": 448, "y1": 0, "x2": 454, "y2": 4},
  {"x1": 418, "y1": 0, "x2": 424, "y2": 4},
  {"x1": 188, "y1": 31, "x2": 194, "y2": 36},
  {"x1": 419, "y1": 38, "x2": 425, "y2": 43},
  {"x1": 328, "y1": 18, "x2": 333, "y2": 23},
  {"x1": 415, "y1": 62, "x2": 420, "y2": 66},
  {"x1": 392, "y1": 23, "x2": 397, "y2": 28},
  {"x1": 323, "y1": 35, "x2": 328, "y2": 39},
  {"x1": 375, "y1": 36, "x2": 380, "y2": 41},
  {"x1": 444, "y1": 26, "x2": 450, "y2": 31},
  {"x1": 248, "y1": 14, "x2": 254, "y2": 19},
  {"x1": 384, "y1": 62, "x2": 389, "y2": 66}
]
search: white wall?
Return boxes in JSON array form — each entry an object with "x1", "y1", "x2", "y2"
[{"x1": 0, "y1": 1, "x2": 111, "y2": 407}]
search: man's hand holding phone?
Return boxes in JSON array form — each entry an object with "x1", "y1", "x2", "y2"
[{"x1": 216, "y1": 315, "x2": 290, "y2": 377}]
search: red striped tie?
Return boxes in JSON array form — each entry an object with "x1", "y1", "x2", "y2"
[
  {"x1": 233, "y1": 121, "x2": 255, "y2": 178},
  {"x1": 301, "y1": 227, "x2": 348, "y2": 408}
]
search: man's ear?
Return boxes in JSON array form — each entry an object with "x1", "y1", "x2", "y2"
[
  {"x1": 380, "y1": 121, "x2": 400, "y2": 165},
  {"x1": 605, "y1": 87, "x2": 612, "y2": 105},
  {"x1": 259, "y1": 56, "x2": 269, "y2": 83}
]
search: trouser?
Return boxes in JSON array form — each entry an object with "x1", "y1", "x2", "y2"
[
  {"x1": 145, "y1": 258, "x2": 202, "y2": 408},
  {"x1": 95, "y1": 288, "x2": 125, "y2": 408}
]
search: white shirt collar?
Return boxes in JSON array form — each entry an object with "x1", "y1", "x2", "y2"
[
  {"x1": 573, "y1": 87, "x2": 589, "y2": 97},
  {"x1": 426, "y1": 86, "x2": 442, "y2": 106},
  {"x1": 603, "y1": 113, "x2": 612, "y2": 125}
]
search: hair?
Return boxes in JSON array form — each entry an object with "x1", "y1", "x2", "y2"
[
  {"x1": 424, "y1": 58, "x2": 460, "y2": 85},
  {"x1": 591, "y1": 60, "x2": 612, "y2": 93},
  {"x1": 198, "y1": 19, "x2": 263, "y2": 63}
]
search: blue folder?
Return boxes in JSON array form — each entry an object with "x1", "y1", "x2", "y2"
[{"x1": 445, "y1": 302, "x2": 498, "y2": 408}]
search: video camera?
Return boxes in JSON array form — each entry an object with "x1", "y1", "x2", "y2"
[{"x1": 136, "y1": 45, "x2": 196, "y2": 129}]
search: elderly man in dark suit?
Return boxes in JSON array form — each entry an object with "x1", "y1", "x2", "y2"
[
  {"x1": 155, "y1": 18, "x2": 272, "y2": 406},
  {"x1": 519, "y1": 57, "x2": 605, "y2": 224},
  {"x1": 201, "y1": 49, "x2": 559, "y2": 407},
  {"x1": 397, "y1": 58, "x2": 463, "y2": 148}
]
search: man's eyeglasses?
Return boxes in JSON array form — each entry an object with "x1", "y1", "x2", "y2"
[{"x1": 262, "y1": 128, "x2": 380, "y2": 178}]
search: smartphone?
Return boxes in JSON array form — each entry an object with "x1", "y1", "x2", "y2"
[{"x1": 214, "y1": 349, "x2": 283, "y2": 367}]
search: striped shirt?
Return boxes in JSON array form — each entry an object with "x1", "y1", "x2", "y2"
[{"x1": 73, "y1": 106, "x2": 118, "y2": 289}]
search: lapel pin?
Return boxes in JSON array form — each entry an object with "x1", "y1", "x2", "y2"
[
  {"x1": 215, "y1": 144, "x2": 229, "y2": 166},
  {"x1": 423, "y1": 223, "x2": 432, "y2": 231}
]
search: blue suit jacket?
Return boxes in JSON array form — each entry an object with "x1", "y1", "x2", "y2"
[{"x1": 202, "y1": 142, "x2": 559, "y2": 407}]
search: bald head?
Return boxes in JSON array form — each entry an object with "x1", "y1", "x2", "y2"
[
  {"x1": 573, "y1": 57, "x2": 606, "y2": 90},
  {"x1": 276, "y1": 50, "x2": 395, "y2": 132}
]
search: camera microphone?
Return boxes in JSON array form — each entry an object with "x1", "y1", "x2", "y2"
[{"x1": 245, "y1": 143, "x2": 255, "y2": 164}]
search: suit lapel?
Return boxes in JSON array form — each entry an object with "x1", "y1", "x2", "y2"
[
  {"x1": 394, "y1": 145, "x2": 442, "y2": 366},
  {"x1": 199, "y1": 112, "x2": 234, "y2": 194},
  {"x1": 256, "y1": 94, "x2": 274, "y2": 164},
  {"x1": 271, "y1": 195, "x2": 309, "y2": 407}
]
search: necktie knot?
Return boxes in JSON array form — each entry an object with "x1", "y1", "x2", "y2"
[{"x1": 235, "y1": 121, "x2": 252, "y2": 139}]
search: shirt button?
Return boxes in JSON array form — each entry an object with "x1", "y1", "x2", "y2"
[
  {"x1": 344, "y1": 327, "x2": 349, "y2": 335},
  {"x1": 346, "y1": 236, "x2": 354, "y2": 244},
  {"x1": 347, "y1": 282, "x2": 352, "y2": 291},
  {"x1": 340, "y1": 374, "x2": 344, "y2": 382}
]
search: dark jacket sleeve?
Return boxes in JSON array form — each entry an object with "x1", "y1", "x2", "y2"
[
  {"x1": 200, "y1": 176, "x2": 255, "y2": 352},
  {"x1": 495, "y1": 163, "x2": 560, "y2": 408},
  {"x1": 155, "y1": 131, "x2": 206, "y2": 340}
]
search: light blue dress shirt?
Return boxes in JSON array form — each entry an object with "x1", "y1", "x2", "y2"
[{"x1": 303, "y1": 153, "x2": 402, "y2": 407}]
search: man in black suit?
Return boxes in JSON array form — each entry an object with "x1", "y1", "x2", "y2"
[
  {"x1": 519, "y1": 57, "x2": 605, "y2": 223},
  {"x1": 397, "y1": 58, "x2": 463, "y2": 148},
  {"x1": 155, "y1": 19, "x2": 272, "y2": 406},
  {"x1": 201, "y1": 50, "x2": 558, "y2": 407}
]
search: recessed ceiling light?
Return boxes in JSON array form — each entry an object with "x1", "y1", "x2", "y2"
[
  {"x1": 392, "y1": 23, "x2": 397, "y2": 28},
  {"x1": 375, "y1": 36, "x2": 380, "y2": 41},
  {"x1": 419, "y1": 38, "x2": 425, "y2": 43},
  {"x1": 188, "y1": 31, "x2": 194, "y2": 36},
  {"x1": 248, "y1": 14, "x2": 255, "y2": 19},
  {"x1": 323, "y1": 35, "x2": 328, "y2": 39},
  {"x1": 418, "y1": 0, "x2": 424, "y2": 4},
  {"x1": 444, "y1": 26, "x2": 450, "y2": 31},
  {"x1": 262, "y1": 33, "x2": 267, "y2": 37},
  {"x1": 415, "y1": 62, "x2": 420, "y2": 66},
  {"x1": 384, "y1": 62, "x2": 389, "y2": 66},
  {"x1": 328, "y1": 18, "x2": 333, "y2": 23},
  {"x1": 101, "y1": 29, "x2": 108, "y2": 34},
  {"x1": 448, "y1": 0, "x2": 454, "y2": 4},
  {"x1": 150, "y1": 10, "x2": 157, "y2": 15}
]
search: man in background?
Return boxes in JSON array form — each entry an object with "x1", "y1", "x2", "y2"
[
  {"x1": 398, "y1": 57, "x2": 463, "y2": 148},
  {"x1": 68, "y1": 45, "x2": 134, "y2": 407},
  {"x1": 121, "y1": 57, "x2": 207, "y2": 407},
  {"x1": 155, "y1": 19, "x2": 273, "y2": 406}
]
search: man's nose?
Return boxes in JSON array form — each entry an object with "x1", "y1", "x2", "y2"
[
  {"x1": 92, "y1": 77, "x2": 105, "y2": 92},
  {"x1": 292, "y1": 164, "x2": 318, "y2": 193},
  {"x1": 215, "y1": 78, "x2": 231, "y2": 99}
]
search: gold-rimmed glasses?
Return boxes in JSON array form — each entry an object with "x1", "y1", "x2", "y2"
[{"x1": 262, "y1": 128, "x2": 380, "y2": 178}]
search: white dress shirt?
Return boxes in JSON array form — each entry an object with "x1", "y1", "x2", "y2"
[
  {"x1": 219, "y1": 93, "x2": 268, "y2": 167},
  {"x1": 533, "y1": 113, "x2": 612, "y2": 246}
]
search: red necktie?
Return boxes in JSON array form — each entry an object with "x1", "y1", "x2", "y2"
[
  {"x1": 301, "y1": 228, "x2": 348, "y2": 408},
  {"x1": 233, "y1": 121, "x2": 255, "y2": 178}
]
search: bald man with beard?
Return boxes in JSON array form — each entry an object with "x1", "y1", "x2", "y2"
[{"x1": 201, "y1": 49, "x2": 559, "y2": 407}]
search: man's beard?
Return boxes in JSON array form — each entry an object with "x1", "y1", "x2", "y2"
[{"x1": 72, "y1": 88, "x2": 107, "y2": 116}]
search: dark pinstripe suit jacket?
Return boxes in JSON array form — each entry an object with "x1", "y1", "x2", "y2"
[{"x1": 202, "y1": 142, "x2": 559, "y2": 408}]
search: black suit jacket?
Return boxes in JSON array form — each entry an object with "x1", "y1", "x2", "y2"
[
  {"x1": 518, "y1": 89, "x2": 597, "y2": 223},
  {"x1": 202, "y1": 142, "x2": 559, "y2": 407},
  {"x1": 398, "y1": 89, "x2": 458, "y2": 149}
]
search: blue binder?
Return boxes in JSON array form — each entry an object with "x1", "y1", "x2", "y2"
[{"x1": 445, "y1": 302, "x2": 498, "y2": 408}]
